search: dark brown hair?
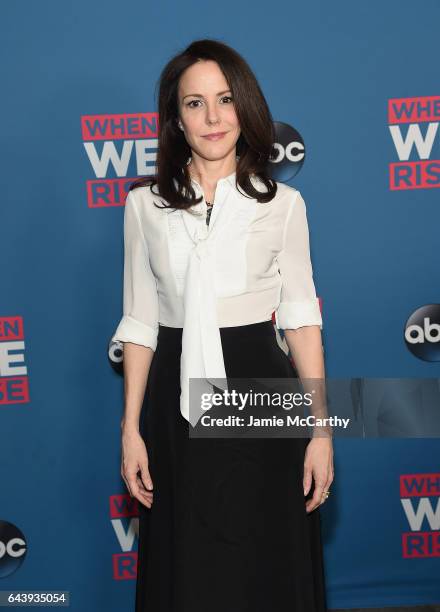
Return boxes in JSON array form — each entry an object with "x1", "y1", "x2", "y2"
[{"x1": 129, "y1": 38, "x2": 277, "y2": 208}]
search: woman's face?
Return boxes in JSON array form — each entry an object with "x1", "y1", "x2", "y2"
[{"x1": 177, "y1": 60, "x2": 241, "y2": 163}]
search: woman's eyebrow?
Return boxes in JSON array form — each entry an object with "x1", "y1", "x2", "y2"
[{"x1": 182, "y1": 90, "x2": 231, "y2": 100}]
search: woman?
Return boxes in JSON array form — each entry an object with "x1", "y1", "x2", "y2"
[{"x1": 112, "y1": 38, "x2": 334, "y2": 612}]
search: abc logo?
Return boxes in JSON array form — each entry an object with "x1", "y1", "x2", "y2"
[
  {"x1": 0, "y1": 521, "x2": 27, "y2": 578},
  {"x1": 270, "y1": 122, "x2": 305, "y2": 182},
  {"x1": 404, "y1": 304, "x2": 440, "y2": 362},
  {"x1": 108, "y1": 339, "x2": 124, "y2": 375}
]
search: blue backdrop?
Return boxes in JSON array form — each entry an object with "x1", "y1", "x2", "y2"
[{"x1": 1, "y1": 0, "x2": 439, "y2": 609}]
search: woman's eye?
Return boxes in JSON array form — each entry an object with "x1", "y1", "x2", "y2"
[{"x1": 186, "y1": 96, "x2": 233, "y2": 108}]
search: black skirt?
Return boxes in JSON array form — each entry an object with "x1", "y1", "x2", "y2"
[{"x1": 136, "y1": 320, "x2": 327, "y2": 612}]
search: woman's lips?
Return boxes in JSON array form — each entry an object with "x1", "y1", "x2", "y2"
[{"x1": 202, "y1": 132, "x2": 227, "y2": 141}]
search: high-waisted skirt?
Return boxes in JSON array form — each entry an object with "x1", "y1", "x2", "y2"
[{"x1": 136, "y1": 320, "x2": 327, "y2": 612}]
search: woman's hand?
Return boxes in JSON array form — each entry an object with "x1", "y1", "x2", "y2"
[
  {"x1": 303, "y1": 436, "x2": 334, "y2": 514},
  {"x1": 121, "y1": 427, "x2": 154, "y2": 509}
]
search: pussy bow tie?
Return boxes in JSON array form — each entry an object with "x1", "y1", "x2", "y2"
[{"x1": 179, "y1": 181, "x2": 232, "y2": 426}]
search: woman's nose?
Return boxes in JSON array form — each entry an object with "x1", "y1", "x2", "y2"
[{"x1": 205, "y1": 106, "x2": 220, "y2": 125}]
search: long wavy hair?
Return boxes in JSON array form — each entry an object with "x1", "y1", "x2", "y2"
[{"x1": 129, "y1": 38, "x2": 277, "y2": 208}]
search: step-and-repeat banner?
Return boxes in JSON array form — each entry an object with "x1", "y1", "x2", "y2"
[{"x1": 1, "y1": 0, "x2": 439, "y2": 609}]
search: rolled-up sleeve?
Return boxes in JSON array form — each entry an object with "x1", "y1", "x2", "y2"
[
  {"x1": 274, "y1": 189, "x2": 323, "y2": 330},
  {"x1": 111, "y1": 190, "x2": 159, "y2": 350}
]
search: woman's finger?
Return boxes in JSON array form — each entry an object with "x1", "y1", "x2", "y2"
[
  {"x1": 132, "y1": 485, "x2": 152, "y2": 508},
  {"x1": 137, "y1": 475, "x2": 154, "y2": 497},
  {"x1": 305, "y1": 472, "x2": 327, "y2": 513},
  {"x1": 126, "y1": 468, "x2": 143, "y2": 499},
  {"x1": 303, "y1": 463, "x2": 313, "y2": 497},
  {"x1": 319, "y1": 467, "x2": 334, "y2": 507},
  {"x1": 140, "y1": 462, "x2": 154, "y2": 491}
]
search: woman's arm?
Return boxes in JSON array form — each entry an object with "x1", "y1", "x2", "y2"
[
  {"x1": 112, "y1": 189, "x2": 159, "y2": 428},
  {"x1": 121, "y1": 343, "x2": 154, "y2": 432},
  {"x1": 284, "y1": 325, "x2": 324, "y2": 378},
  {"x1": 274, "y1": 189, "x2": 328, "y2": 430},
  {"x1": 284, "y1": 325, "x2": 330, "y2": 438},
  {"x1": 120, "y1": 342, "x2": 155, "y2": 508},
  {"x1": 111, "y1": 189, "x2": 160, "y2": 507},
  {"x1": 274, "y1": 189, "x2": 333, "y2": 513}
]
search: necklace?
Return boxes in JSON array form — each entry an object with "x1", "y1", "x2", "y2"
[{"x1": 206, "y1": 201, "x2": 213, "y2": 226}]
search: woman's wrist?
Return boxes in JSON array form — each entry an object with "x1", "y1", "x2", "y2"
[
  {"x1": 311, "y1": 426, "x2": 333, "y2": 440},
  {"x1": 121, "y1": 418, "x2": 140, "y2": 434}
]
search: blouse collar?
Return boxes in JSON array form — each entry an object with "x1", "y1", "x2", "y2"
[{"x1": 190, "y1": 171, "x2": 237, "y2": 191}]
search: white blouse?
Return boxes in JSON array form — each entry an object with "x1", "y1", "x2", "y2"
[{"x1": 111, "y1": 171, "x2": 323, "y2": 424}]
